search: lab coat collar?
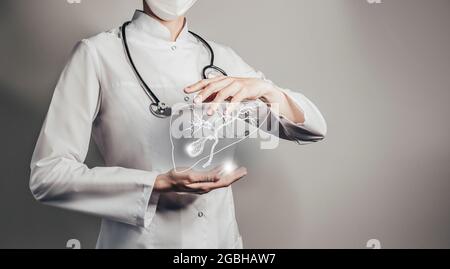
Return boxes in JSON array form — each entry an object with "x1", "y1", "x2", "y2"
[{"x1": 131, "y1": 10, "x2": 190, "y2": 43}]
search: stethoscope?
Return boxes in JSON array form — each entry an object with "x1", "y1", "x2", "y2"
[{"x1": 121, "y1": 21, "x2": 228, "y2": 118}]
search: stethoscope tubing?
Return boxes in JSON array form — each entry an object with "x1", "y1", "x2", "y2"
[
  {"x1": 121, "y1": 21, "x2": 161, "y2": 106},
  {"x1": 121, "y1": 21, "x2": 227, "y2": 118}
]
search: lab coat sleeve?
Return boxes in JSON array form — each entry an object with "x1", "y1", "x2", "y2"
[
  {"x1": 225, "y1": 47, "x2": 327, "y2": 143},
  {"x1": 29, "y1": 40, "x2": 159, "y2": 228}
]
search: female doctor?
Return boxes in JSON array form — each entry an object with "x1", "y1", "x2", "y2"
[{"x1": 30, "y1": 0, "x2": 327, "y2": 249}]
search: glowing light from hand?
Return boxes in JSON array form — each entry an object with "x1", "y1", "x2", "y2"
[
  {"x1": 185, "y1": 144, "x2": 195, "y2": 157},
  {"x1": 221, "y1": 161, "x2": 237, "y2": 176}
]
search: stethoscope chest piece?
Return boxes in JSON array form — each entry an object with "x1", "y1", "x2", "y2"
[{"x1": 150, "y1": 102, "x2": 172, "y2": 118}]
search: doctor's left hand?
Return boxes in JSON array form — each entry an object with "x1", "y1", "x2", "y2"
[
  {"x1": 154, "y1": 166, "x2": 248, "y2": 194},
  {"x1": 184, "y1": 76, "x2": 305, "y2": 124}
]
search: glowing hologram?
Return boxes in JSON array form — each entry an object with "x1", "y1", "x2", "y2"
[
  {"x1": 220, "y1": 160, "x2": 238, "y2": 176},
  {"x1": 170, "y1": 101, "x2": 270, "y2": 173}
]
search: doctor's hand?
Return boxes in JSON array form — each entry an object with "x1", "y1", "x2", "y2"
[
  {"x1": 154, "y1": 166, "x2": 247, "y2": 194},
  {"x1": 184, "y1": 76, "x2": 306, "y2": 124}
]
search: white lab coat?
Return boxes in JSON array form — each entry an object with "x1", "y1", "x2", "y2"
[{"x1": 29, "y1": 10, "x2": 327, "y2": 249}]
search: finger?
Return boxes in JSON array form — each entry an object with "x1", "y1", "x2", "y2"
[
  {"x1": 200, "y1": 166, "x2": 247, "y2": 191},
  {"x1": 225, "y1": 90, "x2": 248, "y2": 115},
  {"x1": 186, "y1": 166, "x2": 247, "y2": 193},
  {"x1": 172, "y1": 167, "x2": 191, "y2": 175},
  {"x1": 216, "y1": 166, "x2": 248, "y2": 188},
  {"x1": 184, "y1": 76, "x2": 226, "y2": 94},
  {"x1": 203, "y1": 92, "x2": 219, "y2": 103},
  {"x1": 208, "y1": 82, "x2": 243, "y2": 115},
  {"x1": 185, "y1": 182, "x2": 216, "y2": 194},
  {"x1": 194, "y1": 78, "x2": 234, "y2": 104},
  {"x1": 186, "y1": 166, "x2": 222, "y2": 183},
  {"x1": 187, "y1": 171, "x2": 220, "y2": 184}
]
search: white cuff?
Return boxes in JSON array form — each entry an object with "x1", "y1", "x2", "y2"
[
  {"x1": 135, "y1": 170, "x2": 161, "y2": 228},
  {"x1": 277, "y1": 88, "x2": 327, "y2": 142}
]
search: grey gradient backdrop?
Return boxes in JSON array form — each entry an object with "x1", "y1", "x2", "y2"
[{"x1": 0, "y1": 0, "x2": 449, "y2": 249}]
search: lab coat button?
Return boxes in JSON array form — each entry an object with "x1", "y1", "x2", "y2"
[
  {"x1": 198, "y1": 212, "x2": 204, "y2": 218},
  {"x1": 184, "y1": 96, "x2": 190, "y2": 102}
]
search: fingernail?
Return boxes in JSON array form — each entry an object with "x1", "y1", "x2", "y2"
[
  {"x1": 207, "y1": 108, "x2": 214, "y2": 115},
  {"x1": 194, "y1": 95, "x2": 202, "y2": 104}
]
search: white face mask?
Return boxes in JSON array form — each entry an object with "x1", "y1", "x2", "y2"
[{"x1": 145, "y1": 0, "x2": 198, "y2": 21}]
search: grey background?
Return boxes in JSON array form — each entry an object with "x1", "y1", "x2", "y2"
[{"x1": 0, "y1": 0, "x2": 449, "y2": 249}]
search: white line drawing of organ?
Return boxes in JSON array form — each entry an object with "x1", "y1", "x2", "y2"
[{"x1": 170, "y1": 101, "x2": 270, "y2": 173}]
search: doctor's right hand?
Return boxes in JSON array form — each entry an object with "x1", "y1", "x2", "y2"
[{"x1": 154, "y1": 166, "x2": 247, "y2": 194}]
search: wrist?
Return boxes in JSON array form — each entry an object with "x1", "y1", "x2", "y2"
[
  {"x1": 154, "y1": 172, "x2": 170, "y2": 192},
  {"x1": 260, "y1": 84, "x2": 286, "y2": 106}
]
